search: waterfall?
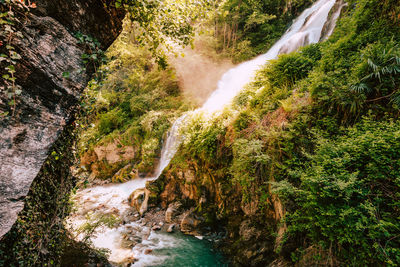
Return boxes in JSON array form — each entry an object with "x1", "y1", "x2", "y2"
[
  {"x1": 156, "y1": 0, "x2": 338, "y2": 177},
  {"x1": 152, "y1": 115, "x2": 187, "y2": 179},
  {"x1": 67, "y1": 0, "x2": 341, "y2": 264}
]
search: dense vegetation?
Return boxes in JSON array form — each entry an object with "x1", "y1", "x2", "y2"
[
  {"x1": 3, "y1": 0, "x2": 400, "y2": 265},
  {"x1": 170, "y1": 0, "x2": 400, "y2": 265},
  {"x1": 203, "y1": 0, "x2": 315, "y2": 62},
  {"x1": 77, "y1": 21, "x2": 191, "y2": 181}
]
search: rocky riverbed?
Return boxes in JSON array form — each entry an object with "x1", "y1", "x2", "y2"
[{"x1": 66, "y1": 179, "x2": 228, "y2": 266}]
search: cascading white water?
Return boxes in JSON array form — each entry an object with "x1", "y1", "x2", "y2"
[
  {"x1": 202, "y1": 0, "x2": 336, "y2": 113},
  {"x1": 67, "y1": 0, "x2": 340, "y2": 265},
  {"x1": 159, "y1": 0, "x2": 337, "y2": 165},
  {"x1": 152, "y1": 114, "x2": 187, "y2": 179}
]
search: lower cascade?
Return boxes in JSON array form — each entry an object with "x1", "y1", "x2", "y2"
[{"x1": 67, "y1": 0, "x2": 341, "y2": 265}]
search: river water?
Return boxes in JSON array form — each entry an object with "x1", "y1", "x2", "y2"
[{"x1": 67, "y1": 0, "x2": 341, "y2": 265}]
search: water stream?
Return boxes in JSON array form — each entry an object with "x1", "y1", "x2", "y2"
[{"x1": 67, "y1": 0, "x2": 340, "y2": 265}]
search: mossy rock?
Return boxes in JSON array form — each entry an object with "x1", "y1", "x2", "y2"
[{"x1": 111, "y1": 164, "x2": 138, "y2": 183}]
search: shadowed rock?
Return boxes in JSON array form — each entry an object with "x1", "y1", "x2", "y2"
[{"x1": 0, "y1": 0, "x2": 124, "y2": 238}]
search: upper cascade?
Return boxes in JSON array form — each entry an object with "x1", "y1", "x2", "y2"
[
  {"x1": 202, "y1": 0, "x2": 338, "y2": 114},
  {"x1": 154, "y1": 0, "x2": 341, "y2": 180}
]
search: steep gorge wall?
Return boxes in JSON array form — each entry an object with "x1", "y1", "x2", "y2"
[{"x1": 0, "y1": 0, "x2": 124, "y2": 238}]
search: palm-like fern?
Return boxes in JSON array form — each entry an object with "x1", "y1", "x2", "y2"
[
  {"x1": 350, "y1": 43, "x2": 400, "y2": 107},
  {"x1": 363, "y1": 52, "x2": 400, "y2": 82},
  {"x1": 350, "y1": 82, "x2": 372, "y2": 94}
]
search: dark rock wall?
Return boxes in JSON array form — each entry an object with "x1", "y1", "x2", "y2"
[
  {"x1": 0, "y1": 0, "x2": 124, "y2": 238},
  {"x1": 34, "y1": 0, "x2": 124, "y2": 48}
]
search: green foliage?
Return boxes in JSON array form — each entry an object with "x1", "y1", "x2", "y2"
[
  {"x1": 97, "y1": 108, "x2": 127, "y2": 135},
  {"x1": 74, "y1": 32, "x2": 107, "y2": 73},
  {"x1": 0, "y1": 0, "x2": 35, "y2": 117},
  {"x1": 306, "y1": 0, "x2": 400, "y2": 122},
  {"x1": 78, "y1": 23, "x2": 190, "y2": 179},
  {"x1": 182, "y1": 113, "x2": 227, "y2": 160},
  {"x1": 263, "y1": 44, "x2": 320, "y2": 88},
  {"x1": 350, "y1": 41, "x2": 400, "y2": 106},
  {"x1": 113, "y1": 0, "x2": 213, "y2": 61},
  {"x1": 276, "y1": 118, "x2": 400, "y2": 265},
  {"x1": 0, "y1": 123, "x2": 76, "y2": 266},
  {"x1": 230, "y1": 138, "x2": 270, "y2": 201},
  {"x1": 207, "y1": 0, "x2": 314, "y2": 62},
  {"x1": 233, "y1": 110, "x2": 254, "y2": 132},
  {"x1": 77, "y1": 213, "x2": 120, "y2": 244},
  {"x1": 231, "y1": 40, "x2": 257, "y2": 63}
]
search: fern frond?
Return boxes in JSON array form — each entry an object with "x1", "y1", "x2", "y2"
[
  {"x1": 390, "y1": 92, "x2": 400, "y2": 108},
  {"x1": 350, "y1": 83, "x2": 372, "y2": 94}
]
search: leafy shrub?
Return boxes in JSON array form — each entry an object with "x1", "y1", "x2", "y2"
[
  {"x1": 183, "y1": 114, "x2": 227, "y2": 160},
  {"x1": 277, "y1": 118, "x2": 400, "y2": 265},
  {"x1": 350, "y1": 41, "x2": 400, "y2": 106},
  {"x1": 233, "y1": 110, "x2": 254, "y2": 132},
  {"x1": 263, "y1": 48, "x2": 317, "y2": 88},
  {"x1": 97, "y1": 109, "x2": 127, "y2": 135},
  {"x1": 231, "y1": 138, "x2": 270, "y2": 201},
  {"x1": 231, "y1": 40, "x2": 257, "y2": 63}
]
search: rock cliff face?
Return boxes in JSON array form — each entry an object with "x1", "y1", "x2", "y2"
[{"x1": 0, "y1": 0, "x2": 124, "y2": 238}]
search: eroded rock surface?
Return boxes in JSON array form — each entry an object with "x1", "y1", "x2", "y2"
[{"x1": 0, "y1": 0, "x2": 124, "y2": 238}]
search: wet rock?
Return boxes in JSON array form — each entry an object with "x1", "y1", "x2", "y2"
[
  {"x1": 144, "y1": 249, "x2": 153, "y2": 255},
  {"x1": 121, "y1": 233, "x2": 143, "y2": 249},
  {"x1": 152, "y1": 225, "x2": 161, "y2": 231},
  {"x1": 128, "y1": 188, "x2": 150, "y2": 216},
  {"x1": 320, "y1": 0, "x2": 347, "y2": 41},
  {"x1": 239, "y1": 220, "x2": 260, "y2": 242},
  {"x1": 122, "y1": 212, "x2": 138, "y2": 224},
  {"x1": 109, "y1": 207, "x2": 119, "y2": 215},
  {"x1": 180, "y1": 211, "x2": 201, "y2": 233},
  {"x1": 93, "y1": 143, "x2": 135, "y2": 165},
  {"x1": 183, "y1": 169, "x2": 196, "y2": 183},
  {"x1": 138, "y1": 228, "x2": 151, "y2": 240},
  {"x1": 111, "y1": 164, "x2": 138, "y2": 183},
  {"x1": 129, "y1": 236, "x2": 142, "y2": 244},
  {"x1": 121, "y1": 239, "x2": 136, "y2": 249},
  {"x1": 165, "y1": 202, "x2": 182, "y2": 223},
  {"x1": 125, "y1": 256, "x2": 138, "y2": 265},
  {"x1": 167, "y1": 224, "x2": 175, "y2": 233},
  {"x1": 241, "y1": 199, "x2": 259, "y2": 216},
  {"x1": 165, "y1": 207, "x2": 174, "y2": 223}
]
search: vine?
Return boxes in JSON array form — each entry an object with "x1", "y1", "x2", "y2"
[
  {"x1": 73, "y1": 32, "x2": 107, "y2": 76},
  {"x1": 0, "y1": 0, "x2": 35, "y2": 117},
  {"x1": 0, "y1": 120, "x2": 76, "y2": 266}
]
